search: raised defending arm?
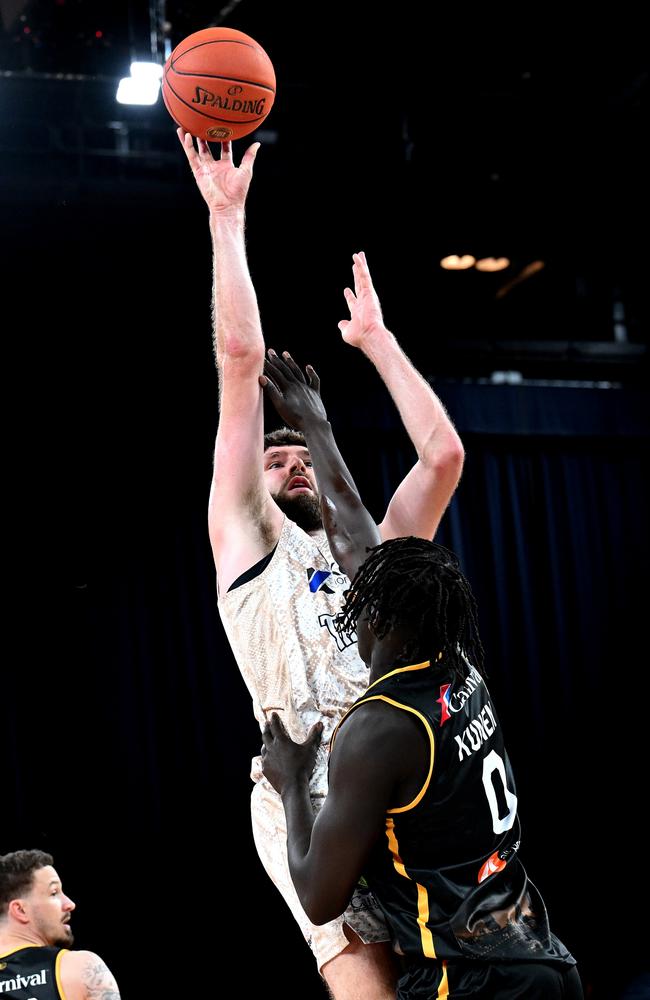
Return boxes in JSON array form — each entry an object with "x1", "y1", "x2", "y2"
[{"x1": 260, "y1": 351, "x2": 380, "y2": 579}]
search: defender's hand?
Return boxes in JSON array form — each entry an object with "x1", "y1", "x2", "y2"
[
  {"x1": 338, "y1": 251, "x2": 387, "y2": 349},
  {"x1": 177, "y1": 129, "x2": 259, "y2": 214},
  {"x1": 259, "y1": 350, "x2": 326, "y2": 430},
  {"x1": 261, "y1": 713, "x2": 323, "y2": 795}
]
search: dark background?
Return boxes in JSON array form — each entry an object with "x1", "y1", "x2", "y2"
[{"x1": 2, "y1": 2, "x2": 649, "y2": 998}]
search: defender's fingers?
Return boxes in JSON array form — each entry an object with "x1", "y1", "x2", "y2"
[
  {"x1": 306, "y1": 721, "x2": 324, "y2": 745},
  {"x1": 259, "y1": 373, "x2": 281, "y2": 397},
  {"x1": 305, "y1": 365, "x2": 320, "y2": 392},
  {"x1": 343, "y1": 287, "x2": 357, "y2": 310},
  {"x1": 265, "y1": 352, "x2": 289, "y2": 386},
  {"x1": 270, "y1": 350, "x2": 300, "y2": 383},
  {"x1": 281, "y1": 351, "x2": 307, "y2": 383},
  {"x1": 269, "y1": 712, "x2": 288, "y2": 738},
  {"x1": 220, "y1": 140, "x2": 233, "y2": 161}
]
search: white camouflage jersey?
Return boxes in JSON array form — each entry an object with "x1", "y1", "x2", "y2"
[{"x1": 217, "y1": 516, "x2": 369, "y2": 797}]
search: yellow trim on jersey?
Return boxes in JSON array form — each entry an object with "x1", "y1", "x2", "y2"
[
  {"x1": 55, "y1": 948, "x2": 69, "y2": 1000},
  {"x1": 0, "y1": 944, "x2": 41, "y2": 959},
  {"x1": 437, "y1": 961, "x2": 449, "y2": 997},
  {"x1": 365, "y1": 659, "x2": 432, "y2": 692},
  {"x1": 330, "y1": 659, "x2": 434, "y2": 749},
  {"x1": 386, "y1": 817, "x2": 437, "y2": 959}
]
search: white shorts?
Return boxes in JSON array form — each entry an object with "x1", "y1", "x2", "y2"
[{"x1": 251, "y1": 775, "x2": 391, "y2": 973}]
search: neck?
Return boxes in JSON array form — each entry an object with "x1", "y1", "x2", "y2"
[
  {"x1": 367, "y1": 630, "x2": 425, "y2": 685},
  {"x1": 0, "y1": 928, "x2": 45, "y2": 952}
]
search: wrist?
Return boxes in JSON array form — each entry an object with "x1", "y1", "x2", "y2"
[
  {"x1": 280, "y1": 771, "x2": 310, "y2": 800},
  {"x1": 209, "y1": 206, "x2": 246, "y2": 228},
  {"x1": 301, "y1": 415, "x2": 332, "y2": 438},
  {"x1": 358, "y1": 325, "x2": 396, "y2": 362}
]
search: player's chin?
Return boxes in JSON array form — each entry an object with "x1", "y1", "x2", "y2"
[
  {"x1": 53, "y1": 926, "x2": 74, "y2": 947},
  {"x1": 274, "y1": 491, "x2": 322, "y2": 532}
]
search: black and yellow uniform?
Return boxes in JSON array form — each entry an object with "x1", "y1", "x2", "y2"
[
  {"x1": 0, "y1": 946, "x2": 66, "y2": 999},
  {"x1": 331, "y1": 660, "x2": 582, "y2": 999}
]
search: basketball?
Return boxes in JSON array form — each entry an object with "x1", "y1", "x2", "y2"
[{"x1": 162, "y1": 27, "x2": 276, "y2": 141}]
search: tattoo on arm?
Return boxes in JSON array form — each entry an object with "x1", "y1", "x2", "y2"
[{"x1": 82, "y1": 955, "x2": 121, "y2": 1000}]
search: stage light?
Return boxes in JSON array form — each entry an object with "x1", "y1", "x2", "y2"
[
  {"x1": 130, "y1": 61, "x2": 163, "y2": 81},
  {"x1": 440, "y1": 255, "x2": 476, "y2": 270},
  {"x1": 116, "y1": 62, "x2": 162, "y2": 105},
  {"x1": 116, "y1": 76, "x2": 160, "y2": 105},
  {"x1": 475, "y1": 257, "x2": 510, "y2": 272}
]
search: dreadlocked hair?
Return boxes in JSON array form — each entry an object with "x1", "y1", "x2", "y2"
[
  {"x1": 263, "y1": 427, "x2": 307, "y2": 451},
  {"x1": 336, "y1": 538, "x2": 485, "y2": 681}
]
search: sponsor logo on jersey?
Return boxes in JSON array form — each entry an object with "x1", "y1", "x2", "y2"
[
  {"x1": 446, "y1": 665, "x2": 485, "y2": 714},
  {"x1": 319, "y1": 613, "x2": 357, "y2": 651},
  {"x1": 455, "y1": 701, "x2": 498, "y2": 761},
  {"x1": 437, "y1": 683, "x2": 452, "y2": 725},
  {"x1": 0, "y1": 968, "x2": 47, "y2": 993},
  {"x1": 307, "y1": 567, "x2": 334, "y2": 594},
  {"x1": 478, "y1": 850, "x2": 507, "y2": 883},
  {"x1": 477, "y1": 839, "x2": 521, "y2": 883}
]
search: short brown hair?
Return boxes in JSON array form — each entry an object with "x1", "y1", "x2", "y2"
[
  {"x1": 0, "y1": 850, "x2": 53, "y2": 916},
  {"x1": 263, "y1": 427, "x2": 307, "y2": 451}
]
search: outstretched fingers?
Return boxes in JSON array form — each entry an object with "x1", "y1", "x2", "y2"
[
  {"x1": 240, "y1": 141, "x2": 261, "y2": 173},
  {"x1": 196, "y1": 137, "x2": 214, "y2": 159},
  {"x1": 259, "y1": 360, "x2": 283, "y2": 397},
  {"x1": 305, "y1": 365, "x2": 320, "y2": 392},
  {"x1": 352, "y1": 251, "x2": 373, "y2": 293},
  {"x1": 343, "y1": 286, "x2": 357, "y2": 313},
  {"x1": 177, "y1": 128, "x2": 199, "y2": 167},
  {"x1": 280, "y1": 351, "x2": 307, "y2": 383}
]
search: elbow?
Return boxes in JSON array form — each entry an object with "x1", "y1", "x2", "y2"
[
  {"x1": 303, "y1": 896, "x2": 344, "y2": 927},
  {"x1": 298, "y1": 881, "x2": 348, "y2": 927},
  {"x1": 219, "y1": 342, "x2": 264, "y2": 373},
  {"x1": 425, "y1": 431, "x2": 465, "y2": 486}
]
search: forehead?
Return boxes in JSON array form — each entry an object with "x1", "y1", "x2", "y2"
[{"x1": 263, "y1": 446, "x2": 310, "y2": 462}]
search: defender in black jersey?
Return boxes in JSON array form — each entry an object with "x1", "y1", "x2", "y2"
[
  {"x1": 0, "y1": 850, "x2": 121, "y2": 1000},
  {"x1": 259, "y1": 355, "x2": 583, "y2": 999}
]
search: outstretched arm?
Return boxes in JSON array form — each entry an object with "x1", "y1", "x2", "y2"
[
  {"x1": 260, "y1": 351, "x2": 380, "y2": 578},
  {"x1": 178, "y1": 131, "x2": 283, "y2": 592},
  {"x1": 340, "y1": 252, "x2": 464, "y2": 541}
]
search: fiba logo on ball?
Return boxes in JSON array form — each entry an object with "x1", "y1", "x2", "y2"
[
  {"x1": 207, "y1": 126, "x2": 233, "y2": 139},
  {"x1": 162, "y1": 26, "x2": 275, "y2": 141}
]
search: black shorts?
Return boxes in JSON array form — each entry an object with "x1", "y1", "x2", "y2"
[{"x1": 398, "y1": 960, "x2": 583, "y2": 999}]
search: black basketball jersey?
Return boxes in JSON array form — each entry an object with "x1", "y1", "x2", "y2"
[
  {"x1": 331, "y1": 659, "x2": 575, "y2": 967},
  {"x1": 0, "y1": 946, "x2": 66, "y2": 999}
]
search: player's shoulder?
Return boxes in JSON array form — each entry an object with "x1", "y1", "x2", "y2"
[
  {"x1": 59, "y1": 950, "x2": 119, "y2": 999},
  {"x1": 337, "y1": 696, "x2": 425, "y2": 759}
]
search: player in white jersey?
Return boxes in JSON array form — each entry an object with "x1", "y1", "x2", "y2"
[{"x1": 178, "y1": 129, "x2": 465, "y2": 999}]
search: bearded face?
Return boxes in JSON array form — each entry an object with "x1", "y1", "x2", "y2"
[
  {"x1": 271, "y1": 489, "x2": 322, "y2": 532},
  {"x1": 264, "y1": 445, "x2": 322, "y2": 532}
]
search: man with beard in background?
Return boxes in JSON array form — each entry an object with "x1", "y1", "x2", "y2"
[
  {"x1": 0, "y1": 850, "x2": 121, "y2": 1000},
  {"x1": 179, "y1": 130, "x2": 464, "y2": 998}
]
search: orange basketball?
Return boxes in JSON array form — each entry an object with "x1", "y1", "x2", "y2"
[{"x1": 162, "y1": 27, "x2": 276, "y2": 141}]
